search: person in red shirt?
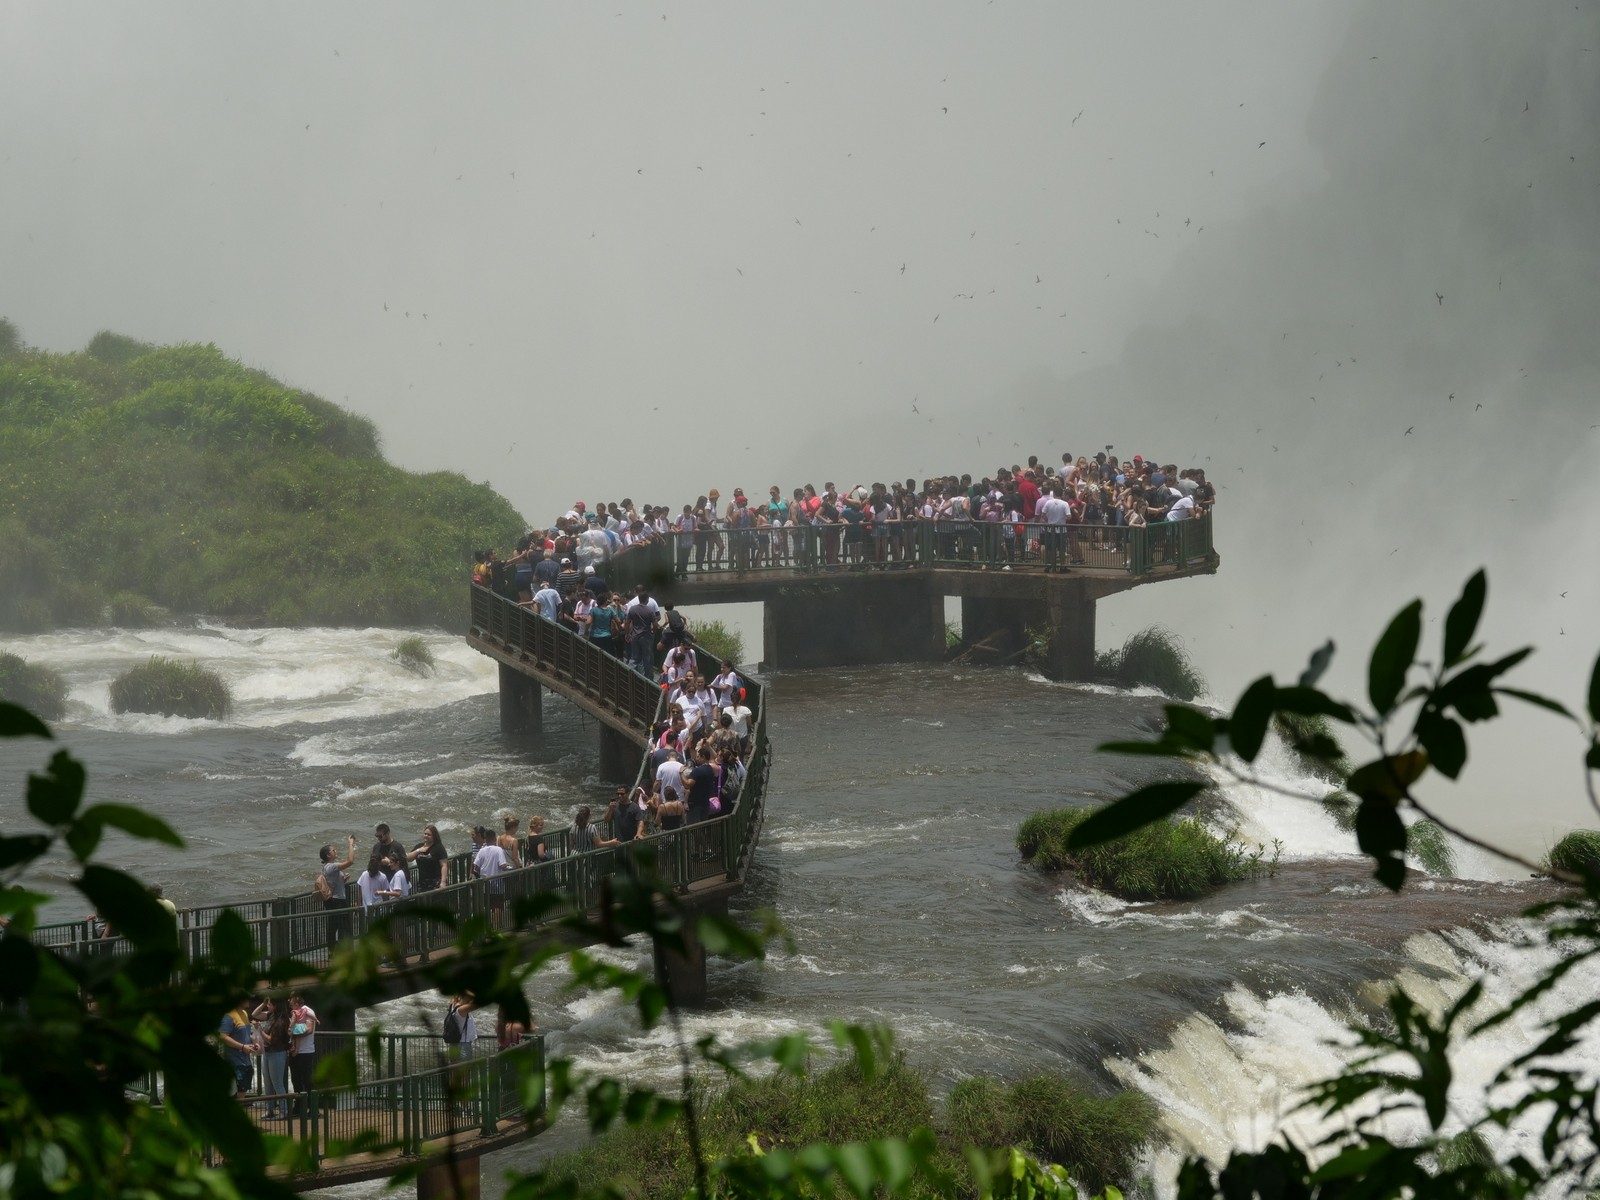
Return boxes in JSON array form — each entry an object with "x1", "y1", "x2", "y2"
[{"x1": 1016, "y1": 470, "x2": 1040, "y2": 522}]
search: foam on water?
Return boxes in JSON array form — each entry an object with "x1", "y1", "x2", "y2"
[
  {"x1": 1111, "y1": 911, "x2": 1600, "y2": 1197},
  {"x1": 6, "y1": 624, "x2": 497, "y2": 731}
]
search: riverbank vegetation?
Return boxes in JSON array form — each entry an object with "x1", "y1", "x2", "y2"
[
  {"x1": 1094, "y1": 627, "x2": 1204, "y2": 700},
  {"x1": 540, "y1": 1051, "x2": 1156, "y2": 1199},
  {"x1": 1017, "y1": 805, "x2": 1274, "y2": 901},
  {"x1": 0, "y1": 325, "x2": 526, "y2": 632},
  {"x1": 0, "y1": 651, "x2": 68, "y2": 720},
  {"x1": 109, "y1": 656, "x2": 232, "y2": 719}
]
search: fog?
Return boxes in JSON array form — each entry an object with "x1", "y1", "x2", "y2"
[{"x1": 3, "y1": 1, "x2": 1596, "y2": 860}]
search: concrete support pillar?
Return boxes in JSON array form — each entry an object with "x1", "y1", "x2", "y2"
[
  {"x1": 958, "y1": 595, "x2": 1035, "y2": 659},
  {"x1": 653, "y1": 915, "x2": 708, "y2": 1009},
  {"x1": 416, "y1": 1154, "x2": 480, "y2": 1200},
  {"x1": 598, "y1": 722, "x2": 641, "y2": 785},
  {"x1": 763, "y1": 576, "x2": 944, "y2": 670},
  {"x1": 1043, "y1": 582, "x2": 1097, "y2": 680},
  {"x1": 498, "y1": 663, "x2": 542, "y2": 737}
]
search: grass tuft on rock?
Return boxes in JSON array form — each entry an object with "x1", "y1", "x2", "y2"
[
  {"x1": 0, "y1": 651, "x2": 68, "y2": 721},
  {"x1": 1018, "y1": 805, "x2": 1271, "y2": 901},
  {"x1": 109, "y1": 656, "x2": 231, "y2": 719},
  {"x1": 1321, "y1": 793, "x2": 1456, "y2": 876},
  {"x1": 687, "y1": 617, "x2": 745, "y2": 665},
  {"x1": 106, "y1": 591, "x2": 164, "y2": 628},
  {"x1": 540, "y1": 1052, "x2": 1157, "y2": 1200},
  {"x1": 390, "y1": 634, "x2": 436, "y2": 675},
  {"x1": 1548, "y1": 830, "x2": 1600, "y2": 879},
  {"x1": 1095, "y1": 626, "x2": 1205, "y2": 700}
]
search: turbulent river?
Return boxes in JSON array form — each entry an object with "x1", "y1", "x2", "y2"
[{"x1": 1, "y1": 624, "x2": 1590, "y2": 1197}]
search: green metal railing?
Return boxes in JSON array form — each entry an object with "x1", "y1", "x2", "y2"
[
  {"x1": 197, "y1": 1037, "x2": 547, "y2": 1172},
  {"x1": 601, "y1": 513, "x2": 1215, "y2": 587},
  {"x1": 35, "y1": 590, "x2": 770, "y2": 974}
]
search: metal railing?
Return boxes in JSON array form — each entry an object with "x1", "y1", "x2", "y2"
[
  {"x1": 199, "y1": 1037, "x2": 546, "y2": 1172},
  {"x1": 599, "y1": 513, "x2": 1215, "y2": 586},
  {"x1": 35, "y1": 589, "x2": 771, "y2": 975}
]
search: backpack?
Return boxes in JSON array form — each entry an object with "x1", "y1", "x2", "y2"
[
  {"x1": 313, "y1": 870, "x2": 332, "y2": 902},
  {"x1": 442, "y1": 1004, "x2": 463, "y2": 1044}
]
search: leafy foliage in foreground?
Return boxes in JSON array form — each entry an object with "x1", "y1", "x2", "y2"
[
  {"x1": 0, "y1": 330, "x2": 526, "y2": 631},
  {"x1": 1017, "y1": 806, "x2": 1269, "y2": 901},
  {"x1": 109, "y1": 655, "x2": 233, "y2": 719},
  {"x1": 1084, "y1": 569, "x2": 1600, "y2": 1198},
  {"x1": 0, "y1": 651, "x2": 68, "y2": 720},
  {"x1": 1094, "y1": 627, "x2": 1205, "y2": 701}
]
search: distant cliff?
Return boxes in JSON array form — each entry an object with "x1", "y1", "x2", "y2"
[{"x1": 0, "y1": 322, "x2": 525, "y2": 631}]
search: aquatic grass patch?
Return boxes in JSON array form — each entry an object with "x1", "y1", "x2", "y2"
[
  {"x1": 390, "y1": 634, "x2": 435, "y2": 674},
  {"x1": 106, "y1": 591, "x2": 163, "y2": 628},
  {"x1": 1547, "y1": 831, "x2": 1600, "y2": 879},
  {"x1": 1017, "y1": 805, "x2": 1273, "y2": 901},
  {"x1": 1095, "y1": 626, "x2": 1205, "y2": 700},
  {"x1": 540, "y1": 1052, "x2": 1155, "y2": 1200},
  {"x1": 109, "y1": 656, "x2": 232, "y2": 719},
  {"x1": 0, "y1": 651, "x2": 68, "y2": 720},
  {"x1": 687, "y1": 617, "x2": 745, "y2": 665}
]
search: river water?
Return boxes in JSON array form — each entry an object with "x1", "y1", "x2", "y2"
[{"x1": 1, "y1": 624, "x2": 1591, "y2": 1196}]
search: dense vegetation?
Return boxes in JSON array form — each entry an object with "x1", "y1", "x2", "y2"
[
  {"x1": 108, "y1": 656, "x2": 233, "y2": 719},
  {"x1": 390, "y1": 634, "x2": 436, "y2": 674},
  {"x1": 1093, "y1": 627, "x2": 1205, "y2": 700},
  {"x1": 0, "y1": 651, "x2": 68, "y2": 720},
  {"x1": 688, "y1": 617, "x2": 746, "y2": 665},
  {"x1": 541, "y1": 1052, "x2": 1156, "y2": 1199},
  {"x1": 1016, "y1": 805, "x2": 1271, "y2": 901},
  {"x1": 0, "y1": 323, "x2": 526, "y2": 631}
]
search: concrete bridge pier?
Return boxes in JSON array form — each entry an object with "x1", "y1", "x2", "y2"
[
  {"x1": 653, "y1": 903, "x2": 721, "y2": 1008},
  {"x1": 498, "y1": 663, "x2": 542, "y2": 737},
  {"x1": 762, "y1": 575, "x2": 945, "y2": 670},
  {"x1": 598, "y1": 722, "x2": 641, "y2": 784},
  {"x1": 959, "y1": 580, "x2": 1096, "y2": 680}
]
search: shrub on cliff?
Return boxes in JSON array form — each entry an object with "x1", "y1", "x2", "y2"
[
  {"x1": 109, "y1": 656, "x2": 231, "y2": 720},
  {"x1": 1548, "y1": 830, "x2": 1600, "y2": 879},
  {"x1": 0, "y1": 652, "x2": 68, "y2": 720},
  {"x1": 688, "y1": 617, "x2": 745, "y2": 665}
]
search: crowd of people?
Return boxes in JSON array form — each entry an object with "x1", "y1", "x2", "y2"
[{"x1": 473, "y1": 449, "x2": 1215, "y2": 597}]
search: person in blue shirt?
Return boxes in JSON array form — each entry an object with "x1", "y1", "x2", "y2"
[{"x1": 218, "y1": 998, "x2": 259, "y2": 1097}]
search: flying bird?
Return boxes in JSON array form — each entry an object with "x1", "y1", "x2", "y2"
[
  {"x1": 1448, "y1": 393, "x2": 1455, "y2": 401},
  {"x1": 1435, "y1": 292, "x2": 1444, "y2": 305},
  {"x1": 942, "y1": 106, "x2": 948, "y2": 114},
  {"x1": 933, "y1": 314, "x2": 940, "y2": 323},
  {"x1": 1476, "y1": 404, "x2": 1483, "y2": 411},
  {"x1": 1404, "y1": 427, "x2": 1414, "y2": 436},
  {"x1": 1071, "y1": 110, "x2": 1083, "y2": 126},
  {"x1": 1258, "y1": 141, "x2": 1266, "y2": 148}
]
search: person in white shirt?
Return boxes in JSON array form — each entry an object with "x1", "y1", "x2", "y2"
[
  {"x1": 722, "y1": 700, "x2": 754, "y2": 757},
  {"x1": 355, "y1": 866, "x2": 389, "y2": 909},
  {"x1": 655, "y1": 750, "x2": 685, "y2": 801},
  {"x1": 1166, "y1": 493, "x2": 1196, "y2": 521},
  {"x1": 710, "y1": 663, "x2": 742, "y2": 709},
  {"x1": 472, "y1": 830, "x2": 510, "y2": 929},
  {"x1": 379, "y1": 866, "x2": 410, "y2": 901}
]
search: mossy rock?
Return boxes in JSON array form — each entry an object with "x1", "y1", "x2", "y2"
[
  {"x1": 1548, "y1": 831, "x2": 1600, "y2": 879},
  {"x1": 109, "y1": 656, "x2": 231, "y2": 719},
  {"x1": 0, "y1": 651, "x2": 68, "y2": 721}
]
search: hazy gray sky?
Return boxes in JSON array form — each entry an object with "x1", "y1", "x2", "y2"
[{"x1": 4, "y1": 1, "x2": 1597, "y2": 856}]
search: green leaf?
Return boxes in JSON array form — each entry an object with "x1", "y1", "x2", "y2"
[
  {"x1": 1163, "y1": 704, "x2": 1218, "y2": 753},
  {"x1": 1272, "y1": 686, "x2": 1357, "y2": 724},
  {"x1": 77, "y1": 804, "x2": 184, "y2": 848},
  {"x1": 0, "y1": 834, "x2": 51, "y2": 870},
  {"x1": 1368, "y1": 599, "x2": 1423, "y2": 715},
  {"x1": 1347, "y1": 752, "x2": 1428, "y2": 803},
  {"x1": 1355, "y1": 800, "x2": 1408, "y2": 891},
  {"x1": 1299, "y1": 639, "x2": 1335, "y2": 688},
  {"x1": 0, "y1": 937, "x2": 40, "y2": 999},
  {"x1": 74, "y1": 865, "x2": 176, "y2": 951},
  {"x1": 1589, "y1": 740, "x2": 1600, "y2": 771},
  {"x1": 834, "y1": 1143, "x2": 877, "y2": 1200},
  {"x1": 1227, "y1": 676, "x2": 1278, "y2": 763},
  {"x1": 0, "y1": 702, "x2": 52, "y2": 739},
  {"x1": 209, "y1": 908, "x2": 256, "y2": 971},
  {"x1": 1415, "y1": 711, "x2": 1467, "y2": 779},
  {"x1": 1590, "y1": 652, "x2": 1600, "y2": 724},
  {"x1": 1065, "y1": 782, "x2": 1207, "y2": 850},
  {"x1": 1442, "y1": 570, "x2": 1486, "y2": 667},
  {"x1": 26, "y1": 750, "x2": 85, "y2": 826}
]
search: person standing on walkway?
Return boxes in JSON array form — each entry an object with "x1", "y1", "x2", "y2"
[
  {"x1": 251, "y1": 995, "x2": 292, "y2": 1119},
  {"x1": 624, "y1": 584, "x2": 660, "y2": 675},
  {"x1": 286, "y1": 990, "x2": 317, "y2": 1117},
  {"x1": 407, "y1": 825, "x2": 448, "y2": 893},
  {"x1": 319, "y1": 835, "x2": 357, "y2": 944},
  {"x1": 218, "y1": 997, "x2": 259, "y2": 1098}
]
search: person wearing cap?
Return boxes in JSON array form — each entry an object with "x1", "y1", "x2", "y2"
[
  {"x1": 532, "y1": 578, "x2": 562, "y2": 623},
  {"x1": 555, "y1": 558, "x2": 582, "y2": 598}
]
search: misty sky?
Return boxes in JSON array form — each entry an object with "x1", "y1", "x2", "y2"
[{"x1": 4, "y1": 1, "x2": 1597, "y2": 859}]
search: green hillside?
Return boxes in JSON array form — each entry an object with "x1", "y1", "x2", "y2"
[{"x1": 0, "y1": 320, "x2": 525, "y2": 631}]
